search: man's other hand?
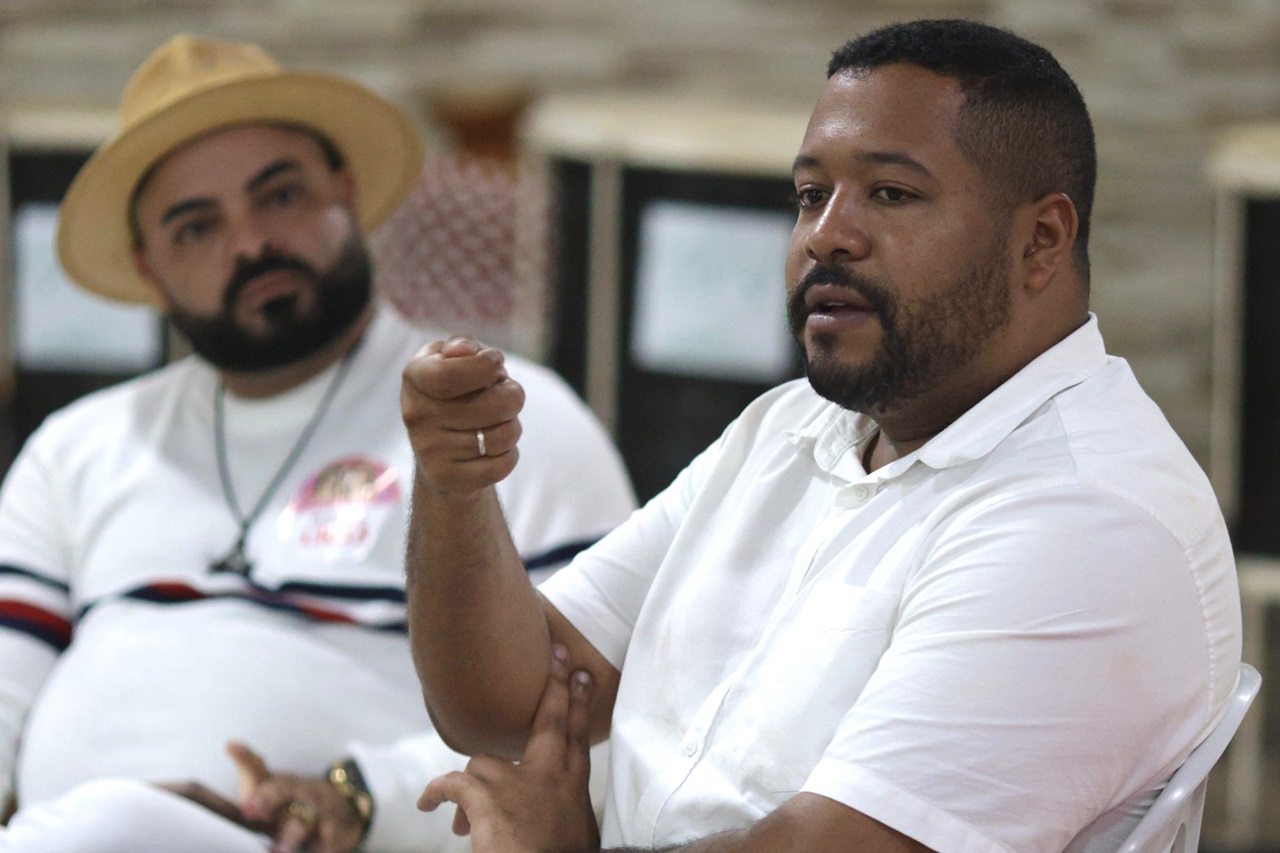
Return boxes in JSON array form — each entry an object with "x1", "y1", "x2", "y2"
[
  {"x1": 226, "y1": 741, "x2": 367, "y2": 853},
  {"x1": 419, "y1": 645, "x2": 600, "y2": 853}
]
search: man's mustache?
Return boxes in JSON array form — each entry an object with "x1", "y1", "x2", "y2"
[
  {"x1": 793, "y1": 263, "x2": 891, "y2": 313},
  {"x1": 798, "y1": 266, "x2": 890, "y2": 312},
  {"x1": 223, "y1": 254, "x2": 318, "y2": 311}
]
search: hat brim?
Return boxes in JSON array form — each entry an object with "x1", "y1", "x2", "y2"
[{"x1": 57, "y1": 70, "x2": 425, "y2": 305}]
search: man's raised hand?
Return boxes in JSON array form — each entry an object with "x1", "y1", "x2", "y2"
[{"x1": 401, "y1": 336, "x2": 525, "y2": 495}]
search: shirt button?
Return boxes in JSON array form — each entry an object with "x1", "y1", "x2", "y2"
[
  {"x1": 682, "y1": 740, "x2": 699, "y2": 757},
  {"x1": 851, "y1": 484, "x2": 872, "y2": 501}
]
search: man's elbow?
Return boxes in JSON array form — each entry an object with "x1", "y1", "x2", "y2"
[{"x1": 424, "y1": 699, "x2": 531, "y2": 762}]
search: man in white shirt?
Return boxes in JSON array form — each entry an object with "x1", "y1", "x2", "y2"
[
  {"x1": 401, "y1": 18, "x2": 1242, "y2": 853},
  {"x1": 0, "y1": 34, "x2": 635, "y2": 853}
]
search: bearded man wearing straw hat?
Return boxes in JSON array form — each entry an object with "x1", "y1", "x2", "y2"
[{"x1": 0, "y1": 34, "x2": 634, "y2": 853}]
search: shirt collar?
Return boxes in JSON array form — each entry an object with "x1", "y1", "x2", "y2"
[
  {"x1": 787, "y1": 314, "x2": 1108, "y2": 479},
  {"x1": 916, "y1": 314, "x2": 1106, "y2": 469},
  {"x1": 785, "y1": 401, "x2": 878, "y2": 480}
]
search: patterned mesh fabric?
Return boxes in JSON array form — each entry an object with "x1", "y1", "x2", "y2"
[{"x1": 370, "y1": 154, "x2": 551, "y2": 357}]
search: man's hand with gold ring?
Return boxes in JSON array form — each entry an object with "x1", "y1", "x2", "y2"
[
  {"x1": 285, "y1": 799, "x2": 319, "y2": 837},
  {"x1": 227, "y1": 741, "x2": 371, "y2": 853}
]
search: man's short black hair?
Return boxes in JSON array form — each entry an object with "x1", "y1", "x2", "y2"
[{"x1": 828, "y1": 19, "x2": 1096, "y2": 281}]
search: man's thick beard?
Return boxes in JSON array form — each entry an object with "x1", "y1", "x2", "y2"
[
  {"x1": 787, "y1": 238, "x2": 1011, "y2": 414},
  {"x1": 168, "y1": 230, "x2": 373, "y2": 373}
]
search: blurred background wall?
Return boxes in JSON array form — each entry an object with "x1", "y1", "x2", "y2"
[{"x1": 3, "y1": 0, "x2": 1278, "y2": 463}]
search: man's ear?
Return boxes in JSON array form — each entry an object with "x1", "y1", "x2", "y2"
[{"x1": 1017, "y1": 192, "x2": 1078, "y2": 294}]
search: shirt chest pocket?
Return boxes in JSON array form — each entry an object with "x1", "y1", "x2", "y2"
[{"x1": 723, "y1": 582, "x2": 900, "y2": 794}]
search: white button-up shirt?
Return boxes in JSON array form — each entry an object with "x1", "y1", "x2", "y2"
[{"x1": 541, "y1": 317, "x2": 1241, "y2": 853}]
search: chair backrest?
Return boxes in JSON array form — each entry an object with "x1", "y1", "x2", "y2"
[{"x1": 1116, "y1": 662, "x2": 1261, "y2": 853}]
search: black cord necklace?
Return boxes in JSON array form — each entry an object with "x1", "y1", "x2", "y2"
[{"x1": 209, "y1": 343, "x2": 361, "y2": 576}]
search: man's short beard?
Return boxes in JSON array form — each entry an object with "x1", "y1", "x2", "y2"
[
  {"x1": 787, "y1": 237, "x2": 1011, "y2": 414},
  {"x1": 167, "y1": 228, "x2": 373, "y2": 373}
]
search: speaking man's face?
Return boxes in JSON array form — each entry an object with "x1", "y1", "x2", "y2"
[{"x1": 786, "y1": 64, "x2": 1014, "y2": 416}]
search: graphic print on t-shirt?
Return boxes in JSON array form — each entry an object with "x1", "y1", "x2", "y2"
[{"x1": 277, "y1": 456, "x2": 400, "y2": 562}]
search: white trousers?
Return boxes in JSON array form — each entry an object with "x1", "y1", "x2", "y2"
[{"x1": 0, "y1": 779, "x2": 268, "y2": 852}]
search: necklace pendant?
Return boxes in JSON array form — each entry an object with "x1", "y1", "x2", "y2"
[
  {"x1": 210, "y1": 343, "x2": 359, "y2": 583},
  {"x1": 210, "y1": 542, "x2": 253, "y2": 576}
]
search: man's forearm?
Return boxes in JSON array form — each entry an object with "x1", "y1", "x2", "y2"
[{"x1": 405, "y1": 475, "x2": 552, "y2": 760}]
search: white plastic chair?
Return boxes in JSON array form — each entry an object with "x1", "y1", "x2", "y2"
[{"x1": 1116, "y1": 662, "x2": 1261, "y2": 852}]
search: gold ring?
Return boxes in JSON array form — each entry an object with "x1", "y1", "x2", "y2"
[
  {"x1": 476, "y1": 429, "x2": 487, "y2": 457},
  {"x1": 286, "y1": 800, "x2": 319, "y2": 833}
]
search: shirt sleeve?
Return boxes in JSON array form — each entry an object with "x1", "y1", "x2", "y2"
[
  {"x1": 801, "y1": 484, "x2": 1233, "y2": 853},
  {"x1": 538, "y1": 377, "x2": 806, "y2": 669},
  {"x1": 538, "y1": 427, "x2": 724, "y2": 672},
  {"x1": 0, "y1": 431, "x2": 75, "y2": 806}
]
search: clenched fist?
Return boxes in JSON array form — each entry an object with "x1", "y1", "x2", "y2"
[{"x1": 401, "y1": 336, "x2": 525, "y2": 495}]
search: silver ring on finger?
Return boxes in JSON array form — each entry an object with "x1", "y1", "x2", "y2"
[{"x1": 476, "y1": 428, "x2": 487, "y2": 458}]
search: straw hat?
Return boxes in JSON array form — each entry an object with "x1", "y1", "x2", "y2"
[{"x1": 56, "y1": 34, "x2": 425, "y2": 305}]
